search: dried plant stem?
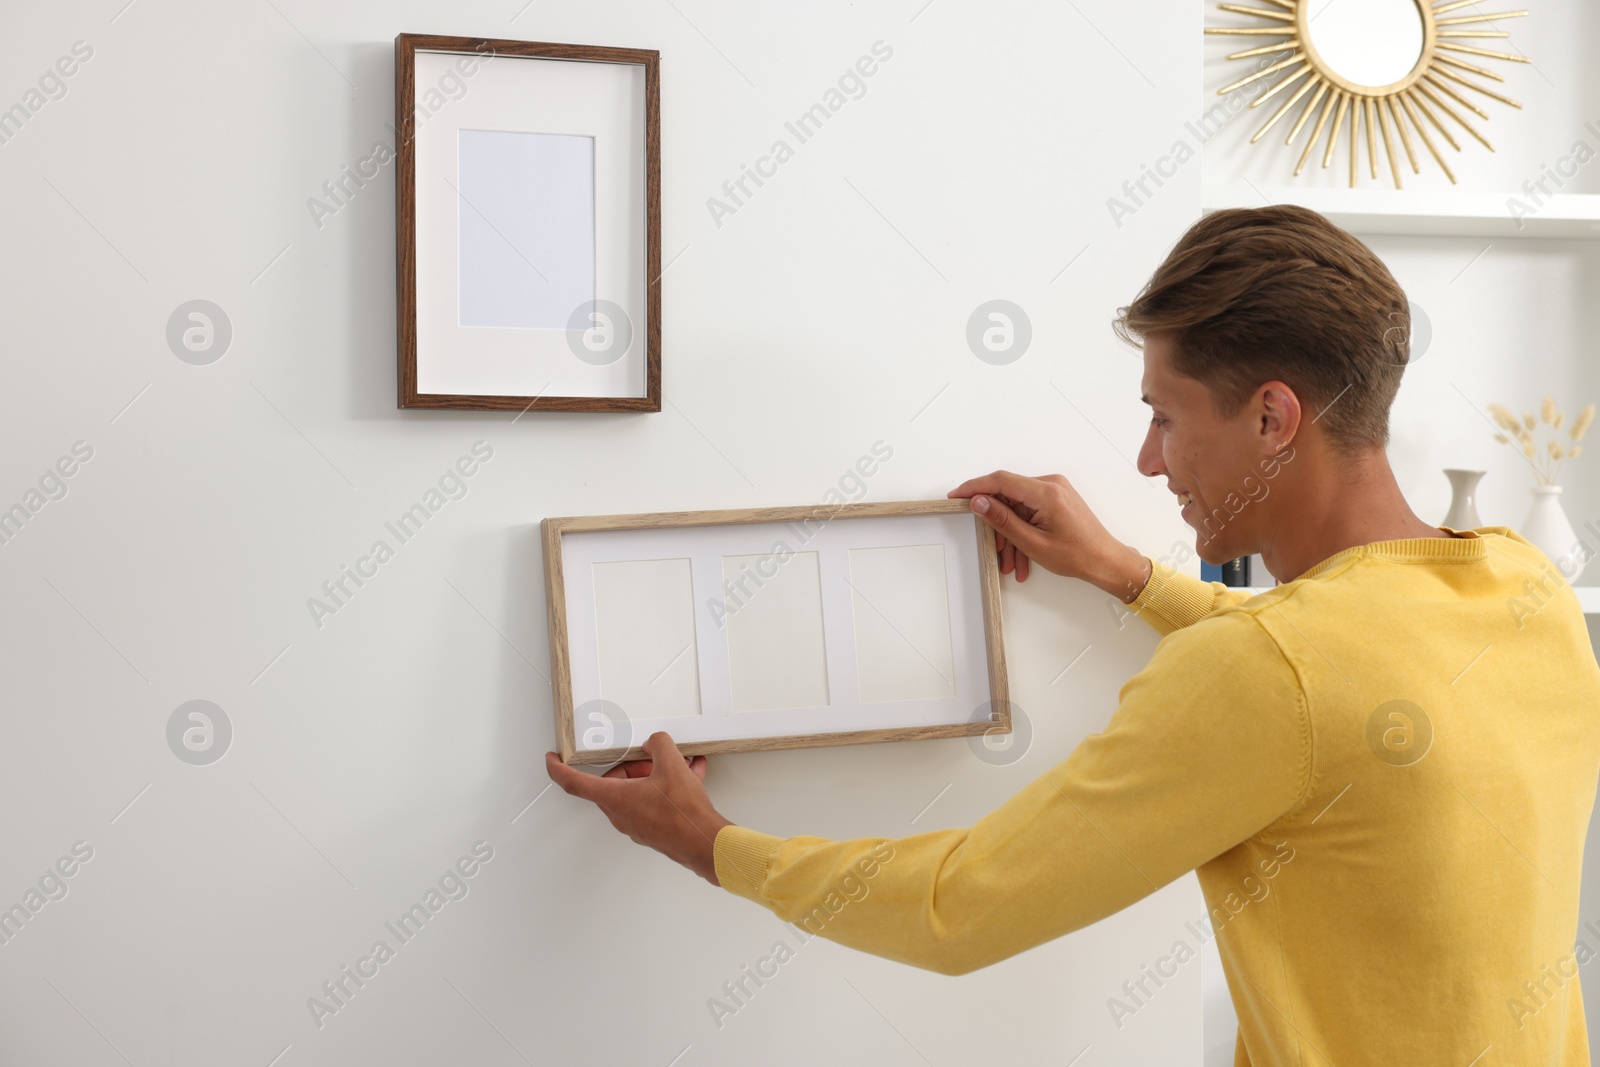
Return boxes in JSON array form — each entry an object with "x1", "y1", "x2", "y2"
[{"x1": 1487, "y1": 398, "x2": 1592, "y2": 487}]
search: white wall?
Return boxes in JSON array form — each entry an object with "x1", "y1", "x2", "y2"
[{"x1": 0, "y1": 1, "x2": 1228, "y2": 1065}]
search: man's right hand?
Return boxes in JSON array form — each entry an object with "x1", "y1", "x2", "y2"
[{"x1": 948, "y1": 471, "x2": 1152, "y2": 603}]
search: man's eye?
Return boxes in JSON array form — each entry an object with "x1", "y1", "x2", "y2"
[{"x1": 1151, "y1": 417, "x2": 1168, "y2": 428}]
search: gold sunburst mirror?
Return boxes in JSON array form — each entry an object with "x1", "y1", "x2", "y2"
[{"x1": 1206, "y1": 0, "x2": 1530, "y2": 187}]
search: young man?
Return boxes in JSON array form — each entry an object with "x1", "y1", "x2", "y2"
[{"x1": 546, "y1": 206, "x2": 1600, "y2": 1064}]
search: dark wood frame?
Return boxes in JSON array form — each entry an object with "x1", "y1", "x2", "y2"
[
  {"x1": 394, "y1": 33, "x2": 662, "y2": 412},
  {"x1": 543, "y1": 499, "x2": 1011, "y2": 765}
]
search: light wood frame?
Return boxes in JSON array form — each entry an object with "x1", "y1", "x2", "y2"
[
  {"x1": 543, "y1": 499, "x2": 1010, "y2": 765},
  {"x1": 395, "y1": 33, "x2": 662, "y2": 411}
]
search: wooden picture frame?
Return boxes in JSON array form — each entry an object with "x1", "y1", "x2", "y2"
[
  {"x1": 395, "y1": 33, "x2": 661, "y2": 412},
  {"x1": 543, "y1": 499, "x2": 1010, "y2": 765}
]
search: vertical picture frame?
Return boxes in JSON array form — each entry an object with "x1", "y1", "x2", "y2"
[{"x1": 395, "y1": 33, "x2": 661, "y2": 412}]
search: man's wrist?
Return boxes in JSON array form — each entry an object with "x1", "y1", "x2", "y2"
[
  {"x1": 697, "y1": 815, "x2": 735, "y2": 886},
  {"x1": 1088, "y1": 544, "x2": 1150, "y2": 604},
  {"x1": 1126, "y1": 553, "x2": 1153, "y2": 604}
]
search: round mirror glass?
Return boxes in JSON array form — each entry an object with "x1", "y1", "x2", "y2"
[{"x1": 1303, "y1": 0, "x2": 1425, "y2": 88}]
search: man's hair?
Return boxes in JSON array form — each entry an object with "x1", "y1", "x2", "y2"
[{"x1": 1113, "y1": 205, "x2": 1410, "y2": 451}]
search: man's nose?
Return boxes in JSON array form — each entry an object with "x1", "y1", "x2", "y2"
[{"x1": 1137, "y1": 423, "x2": 1165, "y2": 479}]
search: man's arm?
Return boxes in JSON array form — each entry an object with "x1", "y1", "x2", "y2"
[
  {"x1": 1126, "y1": 555, "x2": 1260, "y2": 636},
  {"x1": 548, "y1": 609, "x2": 1310, "y2": 976},
  {"x1": 946, "y1": 472, "x2": 1258, "y2": 634},
  {"x1": 708, "y1": 608, "x2": 1308, "y2": 974}
]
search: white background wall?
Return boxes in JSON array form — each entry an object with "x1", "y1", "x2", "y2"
[{"x1": 0, "y1": 1, "x2": 1222, "y2": 1065}]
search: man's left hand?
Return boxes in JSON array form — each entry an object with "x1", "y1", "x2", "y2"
[{"x1": 545, "y1": 732, "x2": 733, "y2": 885}]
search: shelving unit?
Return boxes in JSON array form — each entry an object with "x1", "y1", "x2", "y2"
[{"x1": 1201, "y1": 184, "x2": 1600, "y2": 240}]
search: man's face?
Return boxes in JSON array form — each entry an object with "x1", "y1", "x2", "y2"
[{"x1": 1136, "y1": 333, "x2": 1276, "y2": 565}]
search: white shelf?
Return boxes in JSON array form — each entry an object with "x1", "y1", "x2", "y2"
[
  {"x1": 1202, "y1": 184, "x2": 1600, "y2": 240},
  {"x1": 1240, "y1": 586, "x2": 1600, "y2": 615}
]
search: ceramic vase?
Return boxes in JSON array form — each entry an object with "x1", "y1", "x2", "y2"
[
  {"x1": 1441, "y1": 469, "x2": 1485, "y2": 531},
  {"x1": 1520, "y1": 484, "x2": 1589, "y2": 583}
]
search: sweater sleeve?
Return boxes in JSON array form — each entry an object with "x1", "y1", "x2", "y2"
[
  {"x1": 1128, "y1": 555, "x2": 1260, "y2": 636},
  {"x1": 712, "y1": 607, "x2": 1309, "y2": 976}
]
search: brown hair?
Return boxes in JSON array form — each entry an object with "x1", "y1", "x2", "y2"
[{"x1": 1114, "y1": 205, "x2": 1410, "y2": 451}]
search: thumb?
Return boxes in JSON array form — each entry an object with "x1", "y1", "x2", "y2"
[
  {"x1": 970, "y1": 494, "x2": 1043, "y2": 554},
  {"x1": 643, "y1": 732, "x2": 689, "y2": 775}
]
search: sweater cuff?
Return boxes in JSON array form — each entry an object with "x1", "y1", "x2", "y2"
[
  {"x1": 1129, "y1": 555, "x2": 1228, "y2": 635},
  {"x1": 713, "y1": 825, "x2": 786, "y2": 903}
]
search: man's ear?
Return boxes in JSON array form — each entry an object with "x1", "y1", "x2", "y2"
[{"x1": 1255, "y1": 380, "x2": 1301, "y2": 453}]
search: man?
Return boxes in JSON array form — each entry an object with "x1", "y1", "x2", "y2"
[{"x1": 546, "y1": 206, "x2": 1600, "y2": 1064}]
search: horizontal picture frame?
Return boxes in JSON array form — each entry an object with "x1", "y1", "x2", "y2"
[
  {"x1": 543, "y1": 499, "x2": 1011, "y2": 765},
  {"x1": 395, "y1": 33, "x2": 661, "y2": 412}
]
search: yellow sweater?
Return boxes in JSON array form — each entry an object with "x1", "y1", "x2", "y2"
[{"x1": 714, "y1": 527, "x2": 1600, "y2": 1064}]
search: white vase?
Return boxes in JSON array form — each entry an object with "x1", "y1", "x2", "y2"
[
  {"x1": 1519, "y1": 485, "x2": 1590, "y2": 583},
  {"x1": 1441, "y1": 469, "x2": 1485, "y2": 530}
]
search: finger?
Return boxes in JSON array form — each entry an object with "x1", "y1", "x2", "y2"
[
  {"x1": 970, "y1": 493, "x2": 1046, "y2": 557},
  {"x1": 545, "y1": 751, "x2": 622, "y2": 804},
  {"x1": 947, "y1": 479, "x2": 976, "y2": 499},
  {"x1": 602, "y1": 759, "x2": 654, "y2": 779},
  {"x1": 951, "y1": 470, "x2": 1027, "y2": 499},
  {"x1": 950, "y1": 470, "x2": 1045, "y2": 507},
  {"x1": 998, "y1": 537, "x2": 1016, "y2": 576},
  {"x1": 1016, "y1": 550, "x2": 1031, "y2": 582},
  {"x1": 642, "y1": 731, "x2": 690, "y2": 776},
  {"x1": 997, "y1": 492, "x2": 1037, "y2": 524},
  {"x1": 688, "y1": 755, "x2": 708, "y2": 782}
]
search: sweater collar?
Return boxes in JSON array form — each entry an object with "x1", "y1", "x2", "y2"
[{"x1": 1293, "y1": 525, "x2": 1492, "y2": 583}]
